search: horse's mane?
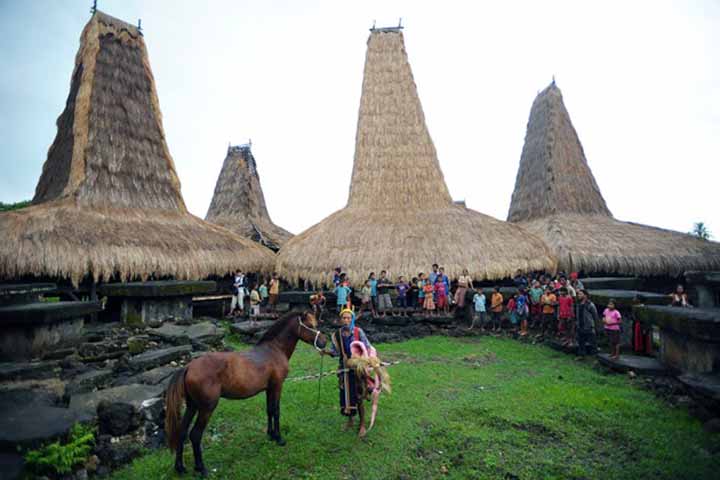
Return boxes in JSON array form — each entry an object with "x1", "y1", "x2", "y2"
[{"x1": 256, "y1": 310, "x2": 305, "y2": 344}]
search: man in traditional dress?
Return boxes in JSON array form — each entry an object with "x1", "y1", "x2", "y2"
[{"x1": 322, "y1": 308, "x2": 373, "y2": 437}]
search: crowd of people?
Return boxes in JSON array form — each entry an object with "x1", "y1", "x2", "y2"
[{"x1": 226, "y1": 270, "x2": 281, "y2": 322}]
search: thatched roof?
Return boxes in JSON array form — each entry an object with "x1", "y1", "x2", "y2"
[
  {"x1": 276, "y1": 29, "x2": 556, "y2": 286},
  {"x1": 205, "y1": 144, "x2": 293, "y2": 252},
  {"x1": 0, "y1": 11, "x2": 274, "y2": 285},
  {"x1": 508, "y1": 82, "x2": 720, "y2": 275}
]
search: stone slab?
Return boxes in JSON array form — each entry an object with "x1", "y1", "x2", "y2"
[
  {"x1": 685, "y1": 271, "x2": 720, "y2": 286},
  {"x1": 0, "y1": 283, "x2": 56, "y2": 307},
  {"x1": 148, "y1": 321, "x2": 225, "y2": 346},
  {"x1": 126, "y1": 365, "x2": 177, "y2": 386},
  {"x1": 69, "y1": 383, "x2": 165, "y2": 422},
  {"x1": 128, "y1": 345, "x2": 191, "y2": 371},
  {"x1": 0, "y1": 361, "x2": 59, "y2": 382},
  {"x1": 0, "y1": 301, "x2": 101, "y2": 326},
  {"x1": 230, "y1": 320, "x2": 276, "y2": 335},
  {"x1": 597, "y1": 353, "x2": 668, "y2": 376},
  {"x1": 633, "y1": 306, "x2": 720, "y2": 342},
  {"x1": 99, "y1": 280, "x2": 216, "y2": 298},
  {"x1": 65, "y1": 369, "x2": 114, "y2": 396},
  {"x1": 580, "y1": 277, "x2": 643, "y2": 291},
  {"x1": 677, "y1": 373, "x2": 720, "y2": 401},
  {"x1": 588, "y1": 290, "x2": 668, "y2": 309},
  {"x1": 0, "y1": 405, "x2": 78, "y2": 449}
]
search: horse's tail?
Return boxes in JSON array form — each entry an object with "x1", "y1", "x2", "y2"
[{"x1": 164, "y1": 367, "x2": 187, "y2": 451}]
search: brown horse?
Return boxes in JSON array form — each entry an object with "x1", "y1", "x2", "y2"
[{"x1": 164, "y1": 310, "x2": 327, "y2": 476}]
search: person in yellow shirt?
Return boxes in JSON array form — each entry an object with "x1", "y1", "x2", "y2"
[
  {"x1": 268, "y1": 273, "x2": 280, "y2": 312},
  {"x1": 249, "y1": 284, "x2": 261, "y2": 322},
  {"x1": 490, "y1": 287, "x2": 504, "y2": 331},
  {"x1": 540, "y1": 286, "x2": 557, "y2": 337}
]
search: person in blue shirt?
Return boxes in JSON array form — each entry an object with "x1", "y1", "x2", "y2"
[
  {"x1": 335, "y1": 281, "x2": 351, "y2": 313},
  {"x1": 368, "y1": 272, "x2": 378, "y2": 314}
]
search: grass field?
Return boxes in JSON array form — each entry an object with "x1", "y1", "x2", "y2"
[{"x1": 111, "y1": 336, "x2": 720, "y2": 479}]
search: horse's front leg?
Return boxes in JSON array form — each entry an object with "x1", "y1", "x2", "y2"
[
  {"x1": 273, "y1": 383, "x2": 286, "y2": 446},
  {"x1": 265, "y1": 389, "x2": 275, "y2": 440}
]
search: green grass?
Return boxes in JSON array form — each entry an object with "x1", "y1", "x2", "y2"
[{"x1": 112, "y1": 336, "x2": 720, "y2": 479}]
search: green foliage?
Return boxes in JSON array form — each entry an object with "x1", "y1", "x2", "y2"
[
  {"x1": 25, "y1": 423, "x2": 95, "y2": 476},
  {"x1": 111, "y1": 337, "x2": 720, "y2": 479},
  {"x1": 691, "y1": 222, "x2": 712, "y2": 240},
  {"x1": 0, "y1": 200, "x2": 31, "y2": 212}
]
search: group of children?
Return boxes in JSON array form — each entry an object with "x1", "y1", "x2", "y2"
[
  {"x1": 471, "y1": 271, "x2": 623, "y2": 358},
  {"x1": 329, "y1": 265, "x2": 460, "y2": 318},
  {"x1": 227, "y1": 270, "x2": 281, "y2": 321}
]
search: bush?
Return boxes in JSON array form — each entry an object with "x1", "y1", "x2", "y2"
[
  {"x1": 25, "y1": 423, "x2": 95, "y2": 476},
  {"x1": 0, "y1": 200, "x2": 31, "y2": 212}
]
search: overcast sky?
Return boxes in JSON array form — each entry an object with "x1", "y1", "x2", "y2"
[{"x1": 1, "y1": 0, "x2": 718, "y2": 239}]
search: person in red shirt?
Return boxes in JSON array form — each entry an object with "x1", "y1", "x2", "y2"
[{"x1": 557, "y1": 287, "x2": 575, "y2": 344}]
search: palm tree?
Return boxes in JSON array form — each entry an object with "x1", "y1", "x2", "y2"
[{"x1": 691, "y1": 222, "x2": 711, "y2": 240}]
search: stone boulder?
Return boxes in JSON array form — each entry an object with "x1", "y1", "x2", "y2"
[
  {"x1": 128, "y1": 345, "x2": 191, "y2": 372},
  {"x1": 97, "y1": 400, "x2": 140, "y2": 436}
]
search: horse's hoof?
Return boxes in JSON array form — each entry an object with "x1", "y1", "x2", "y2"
[
  {"x1": 276, "y1": 437, "x2": 286, "y2": 446},
  {"x1": 195, "y1": 465, "x2": 209, "y2": 477},
  {"x1": 174, "y1": 464, "x2": 187, "y2": 475}
]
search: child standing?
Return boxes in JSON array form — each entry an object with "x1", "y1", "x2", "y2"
[
  {"x1": 507, "y1": 293, "x2": 518, "y2": 332},
  {"x1": 435, "y1": 277, "x2": 449, "y2": 315},
  {"x1": 409, "y1": 277, "x2": 419, "y2": 309},
  {"x1": 490, "y1": 287, "x2": 504, "y2": 331},
  {"x1": 310, "y1": 289, "x2": 326, "y2": 322},
  {"x1": 557, "y1": 288, "x2": 575, "y2": 344},
  {"x1": 417, "y1": 273, "x2": 426, "y2": 310},
  {"x1": 396, "y1": 276, "x2": 409, "y2": 314},
  {"x1": 268, "y1": 273, "x2": 280, "y2": 312},
  {"x1": 603, "y1": 300, "x2": 622, "y2": 359},
  {"x1": 335, "y1": 281, "x2": 352, "y2": 313},
  {"x1": 423, "y1": 279, "x2": 435, "y2": 315},
  {"x1": 359, "y1": 280, "x2": 375, "y2": 317},
  {"x1": 258, "y1": 281, "x2": 269, "y2": 309},
  {"x1": 471, "y1": 289, "x2": 487, "y2": 330},
  {"x1": 249, "y1": 284, "x2": 261, "y2": 322},
  {"x1": 541, "y1": 286, "x2": 557, "y2": 337},
  {"x1": 516, "y1": 289, "x2": 530, "y2": 336},
  {"x1": 528, "y1": 280, "x2": 544, "y2": 329}
]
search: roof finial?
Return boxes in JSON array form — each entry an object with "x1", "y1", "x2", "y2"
[
  {"x1": 398, "y1": 17, "x2": 403, "y2": 28},
  {"x1": 551, "y1": 75, "x2": 556, "y2": 86},
  {"x1": 90, "y1": 0, "x2": 97, "y2": 14},
  {"x1": 372, "y1": 20, "x2": 376, "y2": 30},
  {"x1": 137, "y1": 18, "x2": 142, "y2": 34},
  {"x1": 248, "y1": 138, "x2": 252, "y2": 149}
]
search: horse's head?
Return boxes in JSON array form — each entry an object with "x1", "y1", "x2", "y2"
[{"x1": 297, "y1": 311, "x2": 328, "y2": 350}]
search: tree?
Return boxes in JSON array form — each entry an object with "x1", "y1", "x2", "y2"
[
  {"x1": 690, "y1": 222, "x2": 711, "y2": 240},
  {"x1": 0, "y1": 200, "x2": 31, "y2": 212}
]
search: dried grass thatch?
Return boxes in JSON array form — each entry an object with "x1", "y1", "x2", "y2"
[
  {"x1": 276, "y1": 29, "x2": 556, "y2": 286},
  {"x1": 0, "y1": 11, "x2": 274, "y2": 285},
  {"x1": 205, "y1": 145, "x2": 293, "y2": 251},
  {"x1": 508, "y1": 82, "x2": 720, "y2": 275}
]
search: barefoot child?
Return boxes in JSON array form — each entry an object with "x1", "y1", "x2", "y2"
[
  {"x1": 435, "y1": 277, "x2": 449, "y2": 315},
  {"x1": 423, "y1": 279, "x2": 436, "y2": 316},
  {"x1": 490, "y1": 287, "x2": 504, "y2": 331},
  {"x1": 506, "y1": 293, "x2": 517, "y2": 332},
  {"x1": 359, "y1": 280, "x2": 375, "y2": 317},
  {"x1": 471, "y1": 289, "x2": 487, "y2": 330},
  {"x1": 557, "y1": 287, "x2": 575, "y2": 343},
  {"x1": 603, "y1": 299, "x2": 622, "y2": 359},
  {"x1": 516, "y1": 289, "x2": 530, "y2": 336}
]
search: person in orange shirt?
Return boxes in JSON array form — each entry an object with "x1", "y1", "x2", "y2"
[
  {"x1": 490, "y1": 287, "x2": 504, "y2": 332},
  {"x1": 540, "y1": 286, "x2": 557, "y2": 337}
]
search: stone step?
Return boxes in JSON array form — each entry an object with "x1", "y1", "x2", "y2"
[
  {"x1": 128, "y1": 345, "x2": 191, "y2": 372},
  {"x1": 677, "y1": 373, "x2": 720, "y2": 402},
  {"x1": 65, "y1": 369, "x2": 115, "y2": 397},
  {"x1": 0, "y1": 301, "x2": 102, "y2": 325},
  {"x1": 632, "y1": 306, "x2": 720, "y2": 341},
  {"x1": 0, "y1": 404, "x2": 79, "y2": 450},
  {"x1": 147, "y1": 321, "x2": 225, "y2": 346},
  {"x1": 69, "y1": 383, "x2": 166, "y2": 422},
  {"x1": 0, "y1": 361, "x2": 59, "y2": 382},
  {"x1": 115, "y1": 365, "x2": 178, "y2": 388},
  {"x1": 230, "y1": 320, "x2": 276, "y2": 336},
  {"x1": 596, "y1": 353, "x2": 668, "y2": 376},
  {"x1": 99, "y1": 280, "x2": 217, "y2": 298}
]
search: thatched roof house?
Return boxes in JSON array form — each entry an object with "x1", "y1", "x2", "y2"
[
  {"x1": 0, "y1": 11, "x2": 274, "y2": 285},
  {"x1": 205, "y1": 144, "x2": 293, "y2": 252},
  {"x1": 276, "y1": 27, "x2": 556, "y2": 286},
  {"x1": 508, "y1": 82, "x2": 720, "y2": 276}
]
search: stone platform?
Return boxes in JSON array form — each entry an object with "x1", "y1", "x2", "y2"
[
  {"x1": 580, "y1": 277, "x2": 643, "y2": 291},
  {"x1": 0, "y1": 301, "x2": 102, "y2": 361},
  {"x1": 597, "y1": 353, "x2": 668, "y2": 376},
  {"x1": 588, "y1": 290, "x2": 668, "y2": 308},
  {"x1": 0, "y1": 283, "x2": 56, "y2": 306},
  {"x1": 684, "y1": 271, "x2": 720, "y2": 308},
  {"x1": 100, "y1": 281, "x2": 216, "y2": 326},
  {"x1": 633, "y1": 306, "x2": 720, "y2": 373}
]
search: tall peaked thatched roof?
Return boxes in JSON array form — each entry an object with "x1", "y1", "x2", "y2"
[
  {"x1": 508, "y1": 82, "x2": 720, "y2": 276},
  {"x1": 276, "y1": 28, "x2": 556, "y2": 285},
  {"x1": 0, "y1": 11, "x2": 274, "y2": 285},
  {"x1": 205, "y1": 144, "x2": 292, "y2": 251}
]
